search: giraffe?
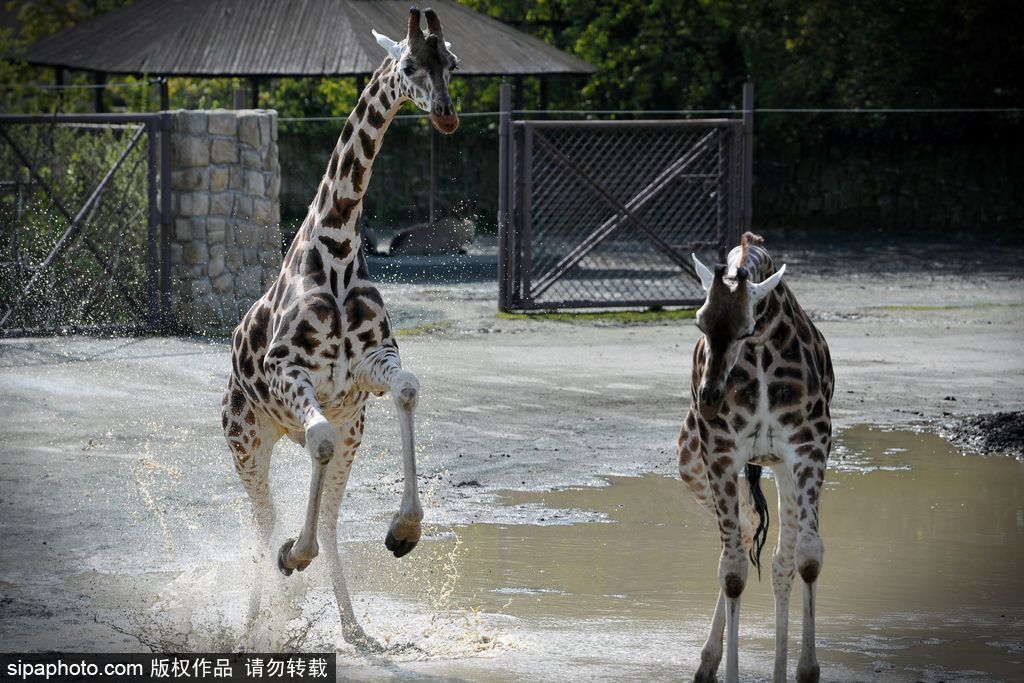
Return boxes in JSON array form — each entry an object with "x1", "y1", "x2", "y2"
[
  {"x1": 220, "y1": 7, "x2": 459, "y2": 648},
  {"x1": 676, "y1": 232, "x2": 834, "y2": 683}
]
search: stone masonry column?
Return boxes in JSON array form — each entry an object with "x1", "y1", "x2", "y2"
[{"x1": 168, "y1": 109, "x2": 282, "y2": 332}]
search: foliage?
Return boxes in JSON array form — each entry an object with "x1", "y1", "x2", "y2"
[
  {"x1": 462, "y1": 0, "x2": 1023, "y2": 140},
  {"x1": 3, "y1": 0, "x2": 1020, "y2": 235},
  {"x1": 5, "y1": 0, "x2": 1021, "y2": 124}
]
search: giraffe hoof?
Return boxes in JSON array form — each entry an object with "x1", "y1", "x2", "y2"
[
  {"x1": 797, "y1": 662, "x2": 820, "y2": 683},
  {"x1": 385, "y1": 530, "x2": 418, "y2": 558},
  {"x1": 277, "y1": 538, "x2": 296, "y2": 576}
]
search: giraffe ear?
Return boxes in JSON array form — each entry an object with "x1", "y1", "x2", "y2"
[
  {"x1": 748, "y1": 264, "x2": 786, "y2": 303},
  {"x1": 373, "y1": 30, "x2": 405, "y2": 62},
  {"x1": 692, "y1": 253, "x2": 715, "y2": 291}
]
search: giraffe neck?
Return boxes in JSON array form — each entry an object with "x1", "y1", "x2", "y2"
[
  {"x1": 727, "y1": 242, "x2": 774, "y2": 284},
  {"x1": 299, "y1": 61, "x2": 406, "y2": 253}
]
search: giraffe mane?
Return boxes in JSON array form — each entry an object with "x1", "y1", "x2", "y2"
[{"x1": 738, "y1": 231, "x2": 764, "y2": 271}]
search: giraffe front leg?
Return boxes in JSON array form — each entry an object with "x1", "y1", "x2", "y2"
[
  {"x1": 264, "y1": 361, "x2": 336, "y2": 576},
  {"x1": 706, "y1": 458, "x2": 747, "y2": 683},
  {"x1": 793, "y1": 447, "x2": 827, "y2": 683},
  {"x1": 384, "y1": 368, "x2": 422, "y2": 558},
  {"x1": 770, "y1": 464, "x2": 800, "y2": 683},
  {"x1": 693, "y1": 590, "x2": 726, "y2": 683},
  {"x1": 677, "y1": 412, "x2": 725, "y2": 681}
]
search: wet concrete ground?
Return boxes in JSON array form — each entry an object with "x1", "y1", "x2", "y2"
[{"x1": 0, "y1": 235, "x2": 1022, "y2": 680}]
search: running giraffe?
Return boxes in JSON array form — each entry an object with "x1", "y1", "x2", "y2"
[
  {"x1": 678, "y1": 232, "x2": 834, "y2": 683},
  {"x1": 221, "y1": 7, "x2": 459, "y2": 647}
]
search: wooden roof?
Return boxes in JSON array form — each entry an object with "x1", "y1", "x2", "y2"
[{"x1": 20, "y1": 0, "x2": 594, "y2": 78}]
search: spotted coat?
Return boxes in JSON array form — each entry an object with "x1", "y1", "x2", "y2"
[{"x1": 678, "y1": 232, "x2": 834, "y2": 683}]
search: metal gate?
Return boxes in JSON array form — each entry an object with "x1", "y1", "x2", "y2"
[
  {"x1": 0, "y1": 114, "x2": 171, "y2": 336},
  {"x1": 498, "y1": 84, "x2": 753, "y2": 311}
]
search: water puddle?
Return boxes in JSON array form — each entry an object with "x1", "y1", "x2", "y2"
[
  {"x1": 5, "y1": 427, "x2": 1021, "y2": 681},
  {"x1": 349, "y1": 426, "x2": 1024, "y2": 680}
]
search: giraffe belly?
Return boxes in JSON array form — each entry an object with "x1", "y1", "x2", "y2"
[
  {"x1": 746, "y1": 363, "x2": 782, "y2": 462},
  {"x1": 749, "y1": 452, "x2": 783, "y2": 466}
]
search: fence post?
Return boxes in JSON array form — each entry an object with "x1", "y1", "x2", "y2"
[
  {"x1": 146, "y1": 117, "x2": 159, "y2": 328},
  {"x1": 159, "y1": 112, "x2": 173, "y2": 329},
  {"x1": 497, "y1": 82, "x2": 512, "y2": 311},
  {"x1": 740, "y1": 81, "x2": 754, "y2": 237}
]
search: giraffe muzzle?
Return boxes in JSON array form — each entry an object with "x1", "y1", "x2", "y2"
[
  {"x1": 698, "y1": 386, "x2": 724, "y2": 420},
  {"x1": 430, "y1": 97, "x2": 459, "y2": 133},
  {"x1": 430, "y1": 112, "x2": 459, "y2": 134}
]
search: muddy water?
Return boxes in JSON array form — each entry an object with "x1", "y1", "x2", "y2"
[
  {"x1": 344, "y1": 426, "x2": 1024, "y2": 681},
  {"x1": 4, "y1": 427, "x2": 1021, "y2": 682}
]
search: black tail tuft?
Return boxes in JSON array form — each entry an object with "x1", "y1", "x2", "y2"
[{"x1": 745, "y1": 463, "x2": 770, "y2": 579}]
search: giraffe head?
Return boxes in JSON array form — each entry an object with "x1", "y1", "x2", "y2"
[
  {"x1": 691, "y1": 254, "x2": 786, "y2": 419},
  {"x1": 373, "y1": 7, "x2": 460, "y2": 134}
]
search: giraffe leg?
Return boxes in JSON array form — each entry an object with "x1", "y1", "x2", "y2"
[
  {"x1": 260, "y1": 363, "x2": 337, "y2": 575},
  {"x1": 677, "y1": 410, "x2": 715, "y2": 515},
  {"x1": 315, "y1": 409, "x2": 385, "y2": 652},
  {"x1": 357, "y1": 356, "x2": 423, "y2": 558},
  {"x1": 386, "y1": 369, "x2": 423, "y2": 556},
  {"x1": 679, "y1": 413, "x2": 723, "y2": 681},
  {"x1": 693, "y1": 590, "x2": 726, "y2": 683},
  {"x1": 222, "y1": 378, "x2": 281, "y2": 630},
  {"x1": 770, "y1": 464, "x2": 800, "y2": 683},
  {"x1": 705, "y1": 458, "x2": 747, "y2": 683},
  {"x1": 678, "y1": 411, "x2": 758, "y2": 682},
  {"x1": 792, "y1": 446, "x2": 827, "y2": 683}
]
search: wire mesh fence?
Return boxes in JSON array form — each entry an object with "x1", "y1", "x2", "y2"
[
  {"x1": 499, "y1": 110, "x2": 748, "y2": 310},
  {"x1": 0, "y1": 116, "x2": 162, "y2": 336},
  {"x1": 277, "y1": 114, "x2": 499, "y2": 245}
]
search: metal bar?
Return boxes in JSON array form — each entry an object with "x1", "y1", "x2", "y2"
[
  {"x1": 741, "y1": 82, "x2": 754, "y2": 235},
  {"x1": 717, "y1": 128, "x2": 729, "y2": 261},
  {"x1": 159, "y1": 113, "x2": 173, "y2": 327},
  {"x1": 0, "y1": 113, "x2": 158, "y2": 124},
  {"x1": 529, "y1": 130, "x2": 717, "y2": 299},
  {"x1": 521, "y1": 123, "x2": 534, "y2": 304},
  {"x1": 511, "y1": 123, "x2": 525, "y2": 306},
  {"x1": 1, "y1": 321, "x2": 145, "y2": 339},
  {"x1": 517, "y1": 119, "x2": 741, "y2": 129},
  {"x1": 146, "y1": 117, "x2": 159, "y2": 328},
  {"x1": 497, "y1": 82, "x2": 511, "y2": 311},
  {"x1": 93, "y1": 72, "x2": 106, "y2": 113},
  {"x1": 731, "y1": 126, "x2": 743, "y2": 247},
  {"x1": 429, "y1": 126, "x2": 439, "y2": 226},
  {"x1": 0, "y1": 123, "x2": 147, "y2": 328},
  {"x1": 517, "y1": 298, "x2": 704, "y2": 311}
]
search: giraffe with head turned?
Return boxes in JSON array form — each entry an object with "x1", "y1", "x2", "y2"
[
  {"x1": 677, "y1": 232, "x2": 835, "y2": 683},
  {"x1": 221, "y1": 7, "x2": 459, "y2": 648}
]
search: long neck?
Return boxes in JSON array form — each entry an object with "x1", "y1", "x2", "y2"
[{"x1": 303, "y1": 61, "x2": 406, "y2": 247}]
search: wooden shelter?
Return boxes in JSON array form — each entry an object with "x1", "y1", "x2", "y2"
[{"x1": 20, "y1": 0, "x2": 594, "y2": 107}]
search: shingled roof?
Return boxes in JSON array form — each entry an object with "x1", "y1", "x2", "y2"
[{"x1": 20, "y1": 0, "x2": 595, "y2": 77}]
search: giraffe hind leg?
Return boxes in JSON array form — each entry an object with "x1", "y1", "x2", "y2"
[
  {"x1": 313, "y1": 409, "x2": 388, "y2": 652},
  {"x1": 222, "y1": 377, "x2": 281, "y2": 631}
]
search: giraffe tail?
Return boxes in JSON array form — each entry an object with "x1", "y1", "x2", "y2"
[{"x1": 745, "y1": 463, "x2": 770, "y2": 578}]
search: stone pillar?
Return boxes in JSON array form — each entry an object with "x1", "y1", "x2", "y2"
[{"x1": 168, "y1": 109, "x2": 282, "y2": 332}]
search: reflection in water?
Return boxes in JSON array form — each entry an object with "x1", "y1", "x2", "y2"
[{"x1": 356, "y1": 427, "x2": 1023, "y2": 681}]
